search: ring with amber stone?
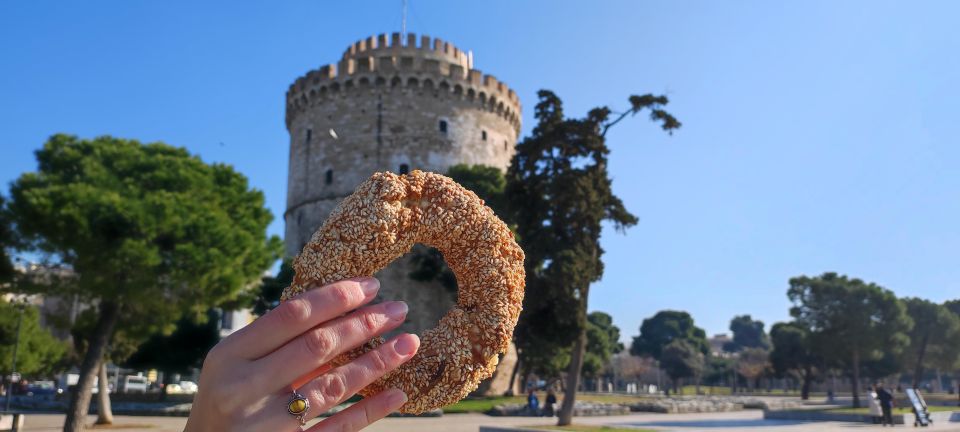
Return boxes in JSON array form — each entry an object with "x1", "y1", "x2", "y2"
[{"x1": 287, "y1": 390, "x2": 309, "y2": 425}]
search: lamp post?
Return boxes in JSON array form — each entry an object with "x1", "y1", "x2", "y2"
[{"x1": 4, "y1": 298, "x2": 25, "y2": 413}]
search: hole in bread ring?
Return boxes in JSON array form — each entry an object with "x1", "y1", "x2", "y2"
[{"x1": 282, "y1": 170, "x2": 525, "y2": 414}]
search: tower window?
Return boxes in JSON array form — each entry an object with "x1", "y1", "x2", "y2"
[
  {"x1": 482, "y1": 130, "x2": 487, "y2": 141},
  {"x1": 504, "y1": 140, "x2": 508, "y2": 151},
  {"x1": 325, "y1": 169, "x2": 333, "y2": 185},
  {"x1": 439, "y1": 120, "x2": 448, "y2": 134},
  {"x1": 399, "y1": 164, "x2": 409, "y2": 175},
  {"x1": 306, "y1": 128, "x2": 312, "y2": 144}
]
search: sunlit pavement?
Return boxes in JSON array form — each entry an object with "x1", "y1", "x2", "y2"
[{"x1": 16, "y1": 411, "x2": 960, "y2": 431}]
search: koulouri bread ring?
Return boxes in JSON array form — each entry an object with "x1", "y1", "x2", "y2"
[{"x1": 281, "y1": 170, "x2": 525, "y2": 414}]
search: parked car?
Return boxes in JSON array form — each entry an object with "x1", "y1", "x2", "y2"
[
  {"x1": 119, "y1": 375, "x2": 149, "y2": 394},
  {"x1": 178, "y1": 381, "x2": 198, "y2": 394},
  {"x1": 165, "y1": 381, "x2": 198, "y2": 394},
  {"x1": 25, "y1": 381, "x2": 57, "y2": 396}
]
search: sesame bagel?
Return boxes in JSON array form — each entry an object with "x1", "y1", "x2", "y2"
[{"x1": 281, "y1": 170, "x2": 525, "y2": 414}]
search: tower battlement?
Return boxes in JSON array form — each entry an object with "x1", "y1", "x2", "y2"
[
  {"x1": 286, "y1": 32, "x2": 521, "y2": 132},
  {"x1": 341, "y1": 33, "x2": 473, "y2": 70}
]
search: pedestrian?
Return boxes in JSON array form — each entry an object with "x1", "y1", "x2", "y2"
[
  {"x1": 876, "y1": 383, "x2": 895, "y2": 427},
  {"x1": 526, "y1": 389, "x2": 540, "y2": 415},
  {"x1": 867, "y1": 385, "x2": 882, "y2": 424},
  {"x1": 543, "y1": 390, "x2": 557, "y2": 417}
]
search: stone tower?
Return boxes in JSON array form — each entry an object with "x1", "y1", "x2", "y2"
[{"x1": 284, "y1": 33, "x2": 522, "y2": 342}]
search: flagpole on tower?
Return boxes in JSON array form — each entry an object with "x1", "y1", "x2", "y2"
[{"x1": 401, "y1": 0, "x2": 408, "y2": 38}]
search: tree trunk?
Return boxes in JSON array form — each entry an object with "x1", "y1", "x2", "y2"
[
  {"x1": 506, "y1": 355, "x2": 521, "y2": 396},
  {"x1": 64, "y1": 301, "x2": 120, "y2": 432},
  {"x1": 95, "y1": 362, "x2": 113, "y2": 425},
  {"x1": 912, "y1": 334, "x2": 929, "y2": 389},
  {"x1": 851, "y1": 350, "x2": 861, "y2": 408},
  {"x1": 557, "y1": 324, "x2": 587, "y2": 426},
  {"x1": 934, "y1": 368, "x2": 942, "y2": 393},
  {"x1": 801, "y1": 365, "x2": 812, "y2": 400}
]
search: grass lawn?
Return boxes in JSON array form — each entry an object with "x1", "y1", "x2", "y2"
[
  {"x1": 827, "y1": 406, "x2": 958, "y2": 415},
  {"x1": 442, "y1": 396, "x2": 526, "y2": 413},
  {"x1": 530, "y1": 426, "x2": 656, "y2": 432}
]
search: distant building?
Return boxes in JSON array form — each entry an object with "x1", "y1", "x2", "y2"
[{"x1": 709, "y1": 333, "x2": 733, "y2": 358}]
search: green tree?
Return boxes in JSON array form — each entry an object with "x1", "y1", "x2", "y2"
[
  {"x1": 702, "y1": 356, "x2": 734, "y2": 388},
  {"x1": 582, "y1": 311, "x2": 624, "y2": 379},
  {"x1": 945, "y1": 300, "x2": 960, "y2": 317},
  {"x1": 0, "y1": 196, "x2": 15, "y2": 283},
  {"x1": 769, "y1": 321, "x2": 819, "y2": 399},
  {"x1": 659, "y1": 340, "x2": 704, "y2": 394},
  {"x1": 901, "y1": 297, "x2": 960, "y2": 388},
  {"x1": 787, "y1": 272, "x2": 912, "y2": 408},
  {"x1": 252, "y1": 259, "x2": 294, "y2": 316},
  {"x1": 507, "y1": 90, "x2": 678, "y2": 426},
  {"x1": 942, "y1": 300, "x2": 960, "y2": 397},
  {"x1": 860, "y1": 351, "x2": 902, "y2": 383},
  {"x1": 735, "y1": 347, "x2": 769, "y2": 391},
  {"x1": 446, "y1": 164, "x2": 509, "y2": 218},
  {"x1": 630, "y1": 310, "x2": 709, "y2": 360},
  {"x1": 724, "y1": 315, "x2": 770, "y2": 352},
  {"x1": 0, "y1": 299, "x2": 68, "y2": 379},
  {"x1": 8, "y1": 135, "x2": 281, "y2": 432},
  {"x1": 124, "y1": 309, "x2": 221, "y2": 377}
]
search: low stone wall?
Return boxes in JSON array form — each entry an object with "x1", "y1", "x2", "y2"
[
  {"x1": 488, "y1": 402, "x2": 629, "y2": 417},
  {"x1": 627, "y1": 396, "x2": 803, "y2": 413},
  {"x1": 628, "y1": 398, "x2": 741, "y2": 413}
]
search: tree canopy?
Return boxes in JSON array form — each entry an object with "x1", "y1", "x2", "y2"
[
  {"x1": 124, "y1": 309, "x2": 221, "y2": 376},
  {"x1": 507, "y1": 90, "x2": 678, "y2": 425},
  {"x1": 630, "y1": 310, "x2": 709, "y2": 360},
  {"x1": 659, "y1": 339, "x2": 703, "y2": 393},
  {"x1": 0, "y1": 196, "x2": 15, "y2": 283},
  {"x1": 735, "y1": 347, "x2": 770, "y2": 390},
  {"x1": 769, "y1": 321, "x2": 819, "y2": 399},
  {"x1": 0, "y1": 299, "x2": 68, "y2": 377},
  {"x1": 787, "y1": 272, "x2": 912, "y2": 407},
  {"x1": 8, "y1": 134, "x2": 281, "y2": 431},
  {"x1": 900, "y1": 298, "x2": 960, "y2": 386},
  {"x1": 724, "y1": 314, "x2": 770, "y2": 352},
  {"x1": 582, "y1": 311, "x2": 624, "y2": 378}
]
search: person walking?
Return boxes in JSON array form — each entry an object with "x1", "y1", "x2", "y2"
[
  {"x1": 876, "y1": 383, "x2": 895, "y2": 427},
  {"x1": 867, "y1": 385, "x2": 882, "y2": 424},
  {"x1": 526, "y1": 389, "x2": 540, "y2": 415},
  {"x1": 543, "y1": 390, "x2": 557, "y2": 417}
]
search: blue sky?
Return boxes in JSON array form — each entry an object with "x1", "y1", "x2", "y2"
[{"x1": 2, "y1": 1, "x2": 958, "y2": 343}]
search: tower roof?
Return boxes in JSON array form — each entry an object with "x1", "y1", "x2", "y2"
[{"x1": 286, "y1": 32, "x2": 521, "y2": 132}]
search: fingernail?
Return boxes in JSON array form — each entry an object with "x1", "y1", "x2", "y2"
[
  {"x1": 385, "y1": 301, "x2": 408, "y2": 319},
  {"x1": 360, "y1": 278, "x2": 380, "y2": 296},
  {"x1": 394, "y1": 334, "x2": 419, "y2": 356},
  {"x1": 387, "y1": 388, "x2": 408, "y2": 405}
]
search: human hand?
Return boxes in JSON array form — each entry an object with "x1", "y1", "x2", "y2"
[{"x1": 184, "y1": 277, "x2": 418, "y2": 432}]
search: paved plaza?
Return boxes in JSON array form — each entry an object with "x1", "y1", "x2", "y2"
[{"x1": 16, "y1": 411, "x2": 960, "y2": 431}]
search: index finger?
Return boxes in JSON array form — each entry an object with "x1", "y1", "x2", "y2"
[{"x1": 218, "y1": 277, "x2": 380, "y2": 360}]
